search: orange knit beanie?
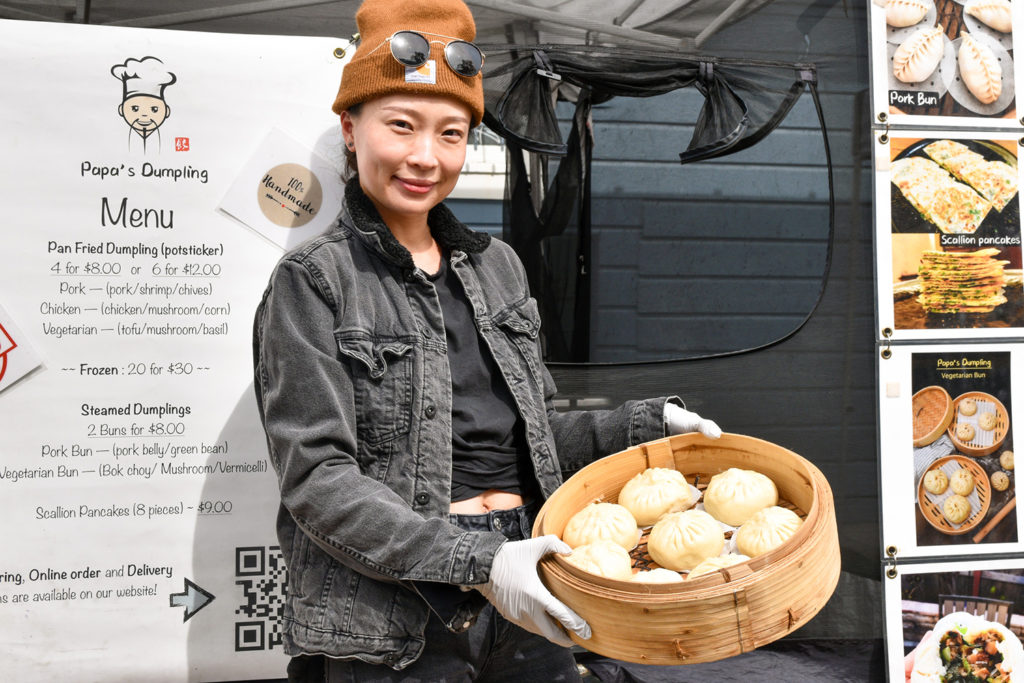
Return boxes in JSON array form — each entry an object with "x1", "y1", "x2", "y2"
[{"x1": 331, "y1": 0, "x2": 484, "y2": 126}]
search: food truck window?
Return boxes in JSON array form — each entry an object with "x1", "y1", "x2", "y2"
[{"x1": 513, "y1": 88, "x2": 833, "y2": 363}]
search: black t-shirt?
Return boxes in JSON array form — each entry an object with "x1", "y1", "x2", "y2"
[{"x1": 429, "y1": 256, "x2": 533, "y2": 502}]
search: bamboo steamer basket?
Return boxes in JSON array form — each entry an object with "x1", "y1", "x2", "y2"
[
  {"x1": 917, "y1": 454, "x2": 991, "y2": 535},
  {"x1": 948, "y1": 391, "x2": 1009, "y2": 457},
  {"x1": 912, "y1": 385, "x2": 953, "y2": 447},
  {"x1": 533, "y1": 432, "x2": 840, "y2": 665}
]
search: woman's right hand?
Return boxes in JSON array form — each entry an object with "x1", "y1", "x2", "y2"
[{"x1": 476, "y1": 535, "x2": 591, "y2": 647}]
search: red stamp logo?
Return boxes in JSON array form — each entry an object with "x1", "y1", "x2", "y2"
[
  {"x1": 0, "y1": 322, "x2": 16, "y2": 385},
  {"x1": 175, "y1": 137, "x2": 190, "y2": 151}
]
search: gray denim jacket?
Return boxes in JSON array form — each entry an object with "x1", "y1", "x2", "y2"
[{"x1": 253, "y1": 181, "x2": 674, "y2": 669}]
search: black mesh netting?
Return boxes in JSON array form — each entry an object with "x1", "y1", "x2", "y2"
[{"x1": 479, "y1": 44, "x2": 833, "y2": 363}]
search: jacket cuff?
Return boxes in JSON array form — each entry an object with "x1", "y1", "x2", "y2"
[
  {"x1": 449, "y1": 531, "x2": 506, "y2": 585},
  {"x1": 631, "y1": 396, "x2": 685, "y2": 445}
]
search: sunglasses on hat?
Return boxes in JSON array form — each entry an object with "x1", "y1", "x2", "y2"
[{"x1": 368, "y1": 30, "x2": 485, "y2": 78}]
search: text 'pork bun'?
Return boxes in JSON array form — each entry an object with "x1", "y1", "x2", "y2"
[
  {"x1": 617, "y1": 467, "x2": 694, "y2": 526},
  {"x1": 911, "y1": 611, "x2": 1024, "y2": 682}
]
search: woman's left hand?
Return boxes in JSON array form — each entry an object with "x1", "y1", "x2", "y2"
[{"x1": 665, "y1": 403, "x2": 722, "y2": 439}]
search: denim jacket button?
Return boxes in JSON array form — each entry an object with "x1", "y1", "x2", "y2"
[
  {"x1": 415, "y1": 492, "x2": 430, "y2": 505},
  {"x1": 424, "y1": 404, "x2": 436, "y2": 419}
]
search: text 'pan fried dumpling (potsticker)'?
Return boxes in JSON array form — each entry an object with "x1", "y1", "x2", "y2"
[
  {"x1": 965, "y1": 0, "x2": 1013, "y2": 33},
  {"x1": 562, "y1": 502, "x2": 639, "y2": 550},
  {"x1": 735, "y1": 506, "x2": 803, "y2": 558},
  {"x1": 630, "y1": 568, "x2": 684, "y2": 584},
  {"x1": 563, "y1": 539, "x2": 634, "y2": 581},
  {"x1": 911, "y1": 611, "x2": 1024, "y2": 682},
  {"x1": 617, "y1": 467, "x2": 694, "y2": 526},
  {"x1": 887, "y1": 0, "x2": 929, "y2": 27},
  {"x1": 893, "y1": 26, "x2": 945, "y2": 83},
  {"x1": 959, "y1": 32, "x2": 1003, "y2": 104},
  {"x1": 702, "y1": 468, "x2": 779, "y2": 526},
  {"x1": 687, "y1": 553, "x2": 750, "y2": 579},
  {"x1": 647, "y1": 509, "x2": 725, "y2": 571}
]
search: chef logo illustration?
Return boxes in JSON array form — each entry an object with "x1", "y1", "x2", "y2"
[{"x1": 111, "y1": 56, "x2": 176, "y2": 153}]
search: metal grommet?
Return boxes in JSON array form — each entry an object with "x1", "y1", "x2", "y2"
[
  {"x1": 878, "y1": 112, "x2": 888, "y2": 123},
  {"x1": 880, "y1": 328, "x2": 893, "y2": 359},
  {"x1": 881, "y1": 347, "x2": 892, "y2": 359},
  {"x1": 333, "y1": 46, "x2": 347, "y2": 59},
  {"x1": 882, "y1": 328, "x2": 893, "y2": 338},
  {"x1": 885, "y1": 546, "x2": 898, "y2": 579}
]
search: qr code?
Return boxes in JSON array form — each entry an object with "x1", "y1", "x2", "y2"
[{"x1": 234, "y1": 546, "x2": 287, "y2": 652}]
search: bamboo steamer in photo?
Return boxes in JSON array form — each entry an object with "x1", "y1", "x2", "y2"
[{"x1": 533, "y1": 432, "x2": 840, "y2": 665}]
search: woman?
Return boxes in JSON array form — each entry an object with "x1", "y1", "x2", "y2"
[{"x1": 253, "y1": 0, "x2": 722, "y2": 679}]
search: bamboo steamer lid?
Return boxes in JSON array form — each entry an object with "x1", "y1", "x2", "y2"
[{"x1": 533, "y1": 432, "x2": 840, "y2": 665}]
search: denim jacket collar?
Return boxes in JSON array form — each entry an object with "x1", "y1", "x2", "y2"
[{"x1": 342, "y1": 179, "x2": 490, "y2": 272}]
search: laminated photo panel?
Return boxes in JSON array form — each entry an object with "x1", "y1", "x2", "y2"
[
  {"x1": 884, "y1": 557, "x2": 1024, "y2": 681},
  {"x1": 875, "y1": 131, "x2": 1024, "y2": 339},
  {"x1": 869, "y1": 0, "x2": 1023, "y2": 128},
  {"x1": 879, "y1": 343, "x2": 1023, "y2": 558}
]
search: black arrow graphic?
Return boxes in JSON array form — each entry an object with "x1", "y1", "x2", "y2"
[{"x1": 169, "y1": 578, "x2": 215, "y2": 622}]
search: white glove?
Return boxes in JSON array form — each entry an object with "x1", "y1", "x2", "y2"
[
  {"x1": 476, "y1": 535, "x2": 591, "y2": 647},
  {"x1": 665, "y1": 402, "x2": 722, "y2": 439}
]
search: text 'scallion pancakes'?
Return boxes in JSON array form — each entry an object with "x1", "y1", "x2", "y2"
[
  {"x1": 892, "y1": 156, "x2": 992, "y2": 234},
  {"x1": 917, "y1": 248, "x2": 1009, "y2": 313},
  {"x1": 911, "y1": 611, "x2": 1023, "y2": 682}
]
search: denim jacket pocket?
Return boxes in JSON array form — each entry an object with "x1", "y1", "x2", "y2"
[
  {"x1": 493, "y1": 297, "x2": 541, "y2": 339},
  {"x1": 336, "y1": 333, "x2": 415, "y2": 445}
]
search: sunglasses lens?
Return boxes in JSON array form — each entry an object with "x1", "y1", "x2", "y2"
[
  {"x1": 445, "y1": 41, "x2": 483, "y2": 77},
  {"x1": 390, "y1": 31, "x2": 430, "y2": 67}
]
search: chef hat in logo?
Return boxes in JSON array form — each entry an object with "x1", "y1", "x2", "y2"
[
  {"x1": 331, "y1": 0, "x2": 483, "y2": 126},
  {"x1": 111, "y1": 56, "x2": 177, "y2": 101}
]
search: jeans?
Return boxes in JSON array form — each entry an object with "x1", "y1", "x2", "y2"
[{"x1": 287, "y1": 503, "x2": 582, "y2": 683}]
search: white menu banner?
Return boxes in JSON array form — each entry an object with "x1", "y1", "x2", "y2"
[{"x1": 0, "y1": 19, "x2": 348, "y2": 681}]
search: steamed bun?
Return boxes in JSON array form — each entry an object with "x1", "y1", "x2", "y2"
[
  {"x1": 735, "y1": 506, "x2": 803, "y2": 558},
  {"x1": 687, "y1": 553, "x2": 750, "y2": 579},
  {"x1": 562, "y1": 502, "x2": 639, "y2": 550},
  {"x1": 703, "y1": 468, "x2": 779, "y2": 526},
  {"x1": 647, "y1": 509, "x2": 725, "y2": 571},
  {"x1": 563, "y1": 539, "x2": 634, "y2": 581},
  {"x1": 630, "y1": 568, "x2": 684, "y2": 584},
  {"x1": 617, "y1": 467, "x2": 694, "y2": 526}
]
